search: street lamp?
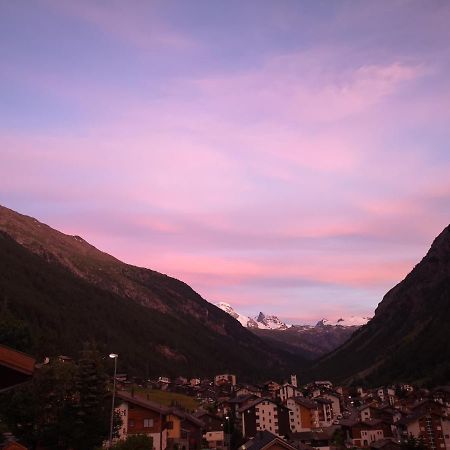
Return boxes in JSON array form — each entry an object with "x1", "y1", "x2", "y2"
[
  {"x1": 109, "y1": 353, "x2": 119, "y2": 449},
  {"x1": 225, "y1": 416, "x2": 230, "y2": 450}
]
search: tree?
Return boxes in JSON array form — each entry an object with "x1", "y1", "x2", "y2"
[
  {"x1": 70, "y1": 343, "x2": 119, "y2": 450},
  {"x1": 0, "y1": 299, "x2": 32, "y2": 352},
  {"x1": 110, "y1": 434, "x2": 153, "y2": 450},
  {"x1": 0, "y1": 358, "x2": 77, "y2": 449},
  {"x1": 0, "y1": 343, "x2": 121, "y2": 450},
  {"x1": 401, "y1": 436, "x2": 427, "y2": 450}
]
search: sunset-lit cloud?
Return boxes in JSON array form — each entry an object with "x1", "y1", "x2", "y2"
[{"x1": 1, "y1": 1, "x2": 450, "y2": 323}]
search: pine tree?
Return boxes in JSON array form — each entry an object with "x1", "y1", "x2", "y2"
[{"x1": 70, "y1": 343, "x2": 111, "y2": 450}]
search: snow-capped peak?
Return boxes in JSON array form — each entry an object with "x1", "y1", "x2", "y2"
[
  {"x1": 216, "y1": 302, "x2": 259, "y2": 328},
  {"x1": 216, "y1": 303, "x2": 290, "y2": 330},
  {"x1": 316, "y1": 316, "x2": 371, "y2": 327},
  {"x1": 255, "y1": 312, "x2": 291, "y2": 330}
]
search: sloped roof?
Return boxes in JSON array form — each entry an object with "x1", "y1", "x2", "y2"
[
  {"x1": 239, "y1": 430, "x2": 297, "y2": 450},
  {"x1": 116, "y1": 390, "x2": 169, "y2": 415},
  {"x1": 238, "y1": 397, "x2": 288, "y2": 413},
  {"x1": 289, "y1": 397, "x2": 317, "y2": 409}
]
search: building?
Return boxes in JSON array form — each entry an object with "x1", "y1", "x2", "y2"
[
  {"x1": 215, "y1": 374, "x2": 237, "y2": 387},
  {"x1": 286, "y1": 397, "x2": 319, "y2": 432},
  {"x1": 115, "y1": 391, "x2": 169, "y2": 450},
  {"x1": 377, "y1": 388, "x2": 396, "y2": 406},
  {"x1": 400, "y1": 412, "x2": 450, "y2": 450},
  {"x1": 342, "y1": 419, "x2": 392, "y2": 448},
  {"x1": 321, "y1": 392, "x2": 342, "y2": 418},
  {"x1": 195, "y1": 411, "x2": 225, "y2": 450},
  {"x1": 166, "y1": 408, "x2": 204, "y2": 450},
  {"x1": 240, "y1": 398, "x2": 290, "y2": 439},
  {"x1": 278, "y1": 384, "x2": 303, "y2": 402},
  {"x1": 0, "y1": 344, "x2": 35, "y2": 392},
  {"x1": 290, "y1": 426, "x2": 340, "y2": 450},
  {"x1": 239, "y1": 430, "x2": 298, "y2": 450},
  {"x1": 315, "y1": 398, "x2": 333, "y2": 427}
]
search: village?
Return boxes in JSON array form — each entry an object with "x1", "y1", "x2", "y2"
[
  {"x1": 107, "y1": 372, "x2": 450, "y2": 450},
  {"x1": 1, "y1": 339, "x2": 450, "y2": 450}
]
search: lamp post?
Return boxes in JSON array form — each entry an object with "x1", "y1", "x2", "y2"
[
  {"x1": 109, "y1": 353, "x2": 119, "y2": 449},
  {"x1": 225, "y1": 415, "x2": 230, "y2": 450}
]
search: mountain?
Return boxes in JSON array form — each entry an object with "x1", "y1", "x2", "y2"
[
  {"x1": 309, "y1": 225, "x2": 450, "y2": 386},
  {"x1": 252, "y1": 321, "x2": 362, "y2": 360},
  {"x1": 316, "y1": 317, "x2": 371, "y2": 327},
  {"x1": 255, "y1": 312, "x2": 291, "y2": 330},
  {"x1": 215, "y1": 302, "x2": 260, "y2": 328},
  {"x1": 217, "y1": 302, "x2": 366, "y2": 358},
  {"x1": 215, "y1": 302, "x2": 290, "y2": 330},
  {"x1": 0, "y1": 205, "x2": 306, "y2": 379}
]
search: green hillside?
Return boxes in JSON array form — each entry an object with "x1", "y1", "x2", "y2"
[{"x1": 0, "y1": 231, "x2": 304, "y2": 380}]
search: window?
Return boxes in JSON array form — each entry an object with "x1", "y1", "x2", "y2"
[
  {"x1": 129, "y1": 419, "x2": 135, "y2": 428},
  {"x1": 144, "y1": 419, "x2": 154, "y2": 428}
]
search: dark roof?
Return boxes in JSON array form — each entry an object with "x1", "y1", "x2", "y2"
[
  {"x1": 238, "y1": 397, "x2": 282, "y2": 413},
  {"x1": 398, "y1": 410, "x2": 445, "y2": 425},
  {"x1": 0, "y1": 344, "x2": 36, "y2": 392},
  {"x1": 290, "y1": 425, "x2": 340, "y2": 441},
  {"x1": 228, "y1": 394, "x2": 257, "y2": 404},
  {"x1": 315, "y1": 397, "x2": 333, "y2": 405},
  {"x1": 168, "y1": 407, "x2": 204, "y2": 427},
  {"x1": 194, "y1": 410, "x2": 222, "y2": 421},
  {"x1": 239, "y1": 431, "x2": 296, "y2": 450},
  {"x1": 116, "y1": 391, "x2": 169, "y2": 415},
  {"x1": 370, "y1": 439, "x2": 401, "y2": 449},
  {"x1": 289, "y1": 397, "x2": 317, "y2": 409}
]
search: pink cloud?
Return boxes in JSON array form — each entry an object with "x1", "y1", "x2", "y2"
[{"x1": 42, "y1": 0, "x2": 197, "y2": 51}]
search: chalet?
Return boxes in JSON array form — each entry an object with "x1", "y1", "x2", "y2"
[
  {"x1": 240, "y1": 398, "x2": 290, "y2": 439},
  {"x1": 321, "y1": 392, "x2": 342, "y2": 418},
  {"x1": 342, "y1": 419, "x2": 392, "y2": 448},
  {"x1": 215, "y1": 374, "x2": 237, "y2": 387},
  {"x1": 369, "y1": 439, "x2": 401, "y2": 450},
  {"x1": 314, "y1": 381, "x2": 333, "y2": 390},
  {"x1": 315, "y1": 398, "x2": 333, "y2": 427},
  {"x1": 220, "y1": 394, "x2": 259, "y2": 419},
  {"x1": 235, "y1": 385, "x2": 262, "y2": 398},
  {"x1": 290, "y1": 426, "x2": 340, "y2": 450},
  {"x1": 359, "y1": 404, "x2": 383, "y2": 422},
  {"x1": 166, "y1": 408, "x2": 204, "y2": 450},
  {"x1": 399, "y1": 411, "x2": 450, "y2": 450},
  {"x1": 239, "y1": 430, "x2": 298, "y2": 450},
  {"x1": 115, "y1": 390, "x2": 169, "y2": 450},
  {"x1": 377, "y1": 388, "x2": 396, "y2": 406},
  {"x1": 278, "y1": 384, "x2": 303, "y2": 402},
  {"x1": 262, "y1": 381, "x2": 281, "y2": 398},
  {"x1": 195, "y1": 411, "x2": 225, "y2": 450},
  {"x1": 286, "y1": 397, "x2": 319, "y2": 432},
  {"x1": 0, "y1": 344, "x2": 35, "y2": 392},
  {"x1": 432, "y1": 386, "x2": 450, "y2": 416}
]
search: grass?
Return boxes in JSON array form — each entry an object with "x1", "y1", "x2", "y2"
[{"x1": 130, "y1": 387, "x2": 200, "y2": 411}]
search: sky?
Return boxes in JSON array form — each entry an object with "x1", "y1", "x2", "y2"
[{"x1": 1, "y1": 1, "x2": 450, "y2": 324}]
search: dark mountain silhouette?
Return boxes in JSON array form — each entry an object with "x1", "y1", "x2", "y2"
[
  {"x1": 0, "y1": 205, "x2": 305, "y2": 379},
  {"x1": 308, "y1": 225, "x2": 450, "y2": 386}
]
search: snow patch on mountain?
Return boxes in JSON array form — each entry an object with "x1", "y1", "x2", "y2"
[
  {"x1": 217, "y1": 302, "x2": 371, "y2": 330},
  {"x1": 216, "y1": 303, "x2": 290, "y2": 330},
  {"x1": 317, "y1": 316, "x2": 371, "y2": 327}
]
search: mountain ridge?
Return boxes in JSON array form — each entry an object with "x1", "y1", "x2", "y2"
[
  {"x1": 0, "y1": 204, "x2": 306, "y2": 379},
  {"x1": 308, "y1": 224, "x2": 450, "y2": 386}
]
